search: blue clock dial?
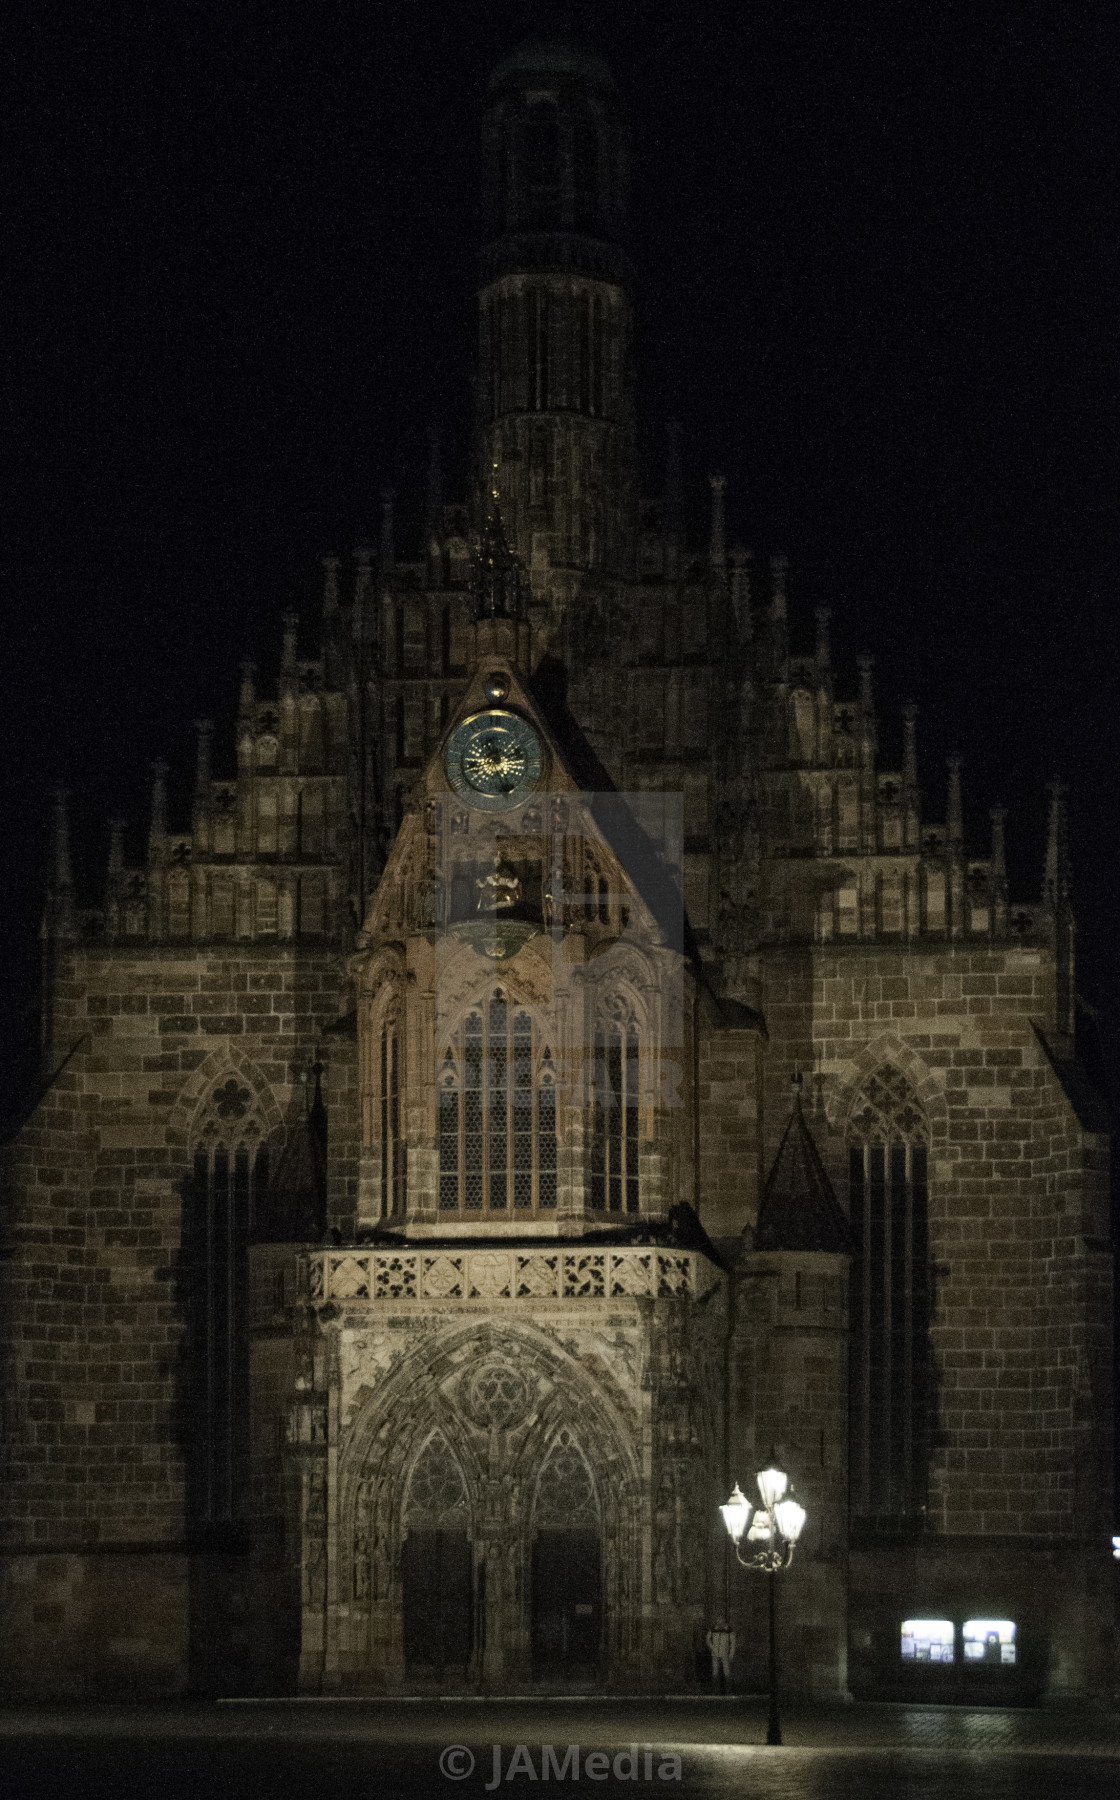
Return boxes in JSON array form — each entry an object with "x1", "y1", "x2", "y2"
[{"x1": 445, "y1": 710, "x2": 543, "y2": 811}]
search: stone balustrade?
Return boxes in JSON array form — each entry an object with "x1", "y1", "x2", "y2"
[{"x1": 307, "y1": 1243, "x2": 723, "y2": 1305}]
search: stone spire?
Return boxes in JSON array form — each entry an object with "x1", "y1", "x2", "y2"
[
  {"x1": 665, "y1": 422, "x2": 683, "y2": 578},
  {"x1": 104, "y1": 815, "x2": 126, "y2": 939},
  {"x1": 708, "y1": 473, "x2": 727, "y2": 576},
  {"x1": 238, "y1": 659, "x2": 256, "y2": 716},
  {"x1": 475, "y1": 466, "x2": 526, "y2": 622},
  {"x1": 148, "y1": 760, "x2": 169, "y2": 860},
  {"x1": 1043, "y1": 779, "x2": 1075, "y2": 1046},
  {"x1": 352, "y1": 546, "x2": 373, "y2": 645},
  {"x1": 946, "y1": 755, "x2": 964, "y2": 939},
  {"x1": 321, "y1": 556, "x2": 344, "y2": 684},
  {"x1": 192, "y1": 719, "x2": 213, "y2": 849},
  {"x1": 425, "y1": 427, "x2": 444, "y2": 571},
  {"x1": 48, "y1": 786, "x2": 78, "y2": 940},
  {"x1": 1042, "y1": 778, "x2": 1070, "y2": 907},
  {"x1": 729, "y1": 546, "x2": 752, "y2": 640},
  {"x1": 901, "y1": 702, "x2": 919, "y2": 852},
  {"x1": 989, "y1": 803, "x2": 1008, "y2": 938},
  {"x1": 379, "y1": 487, "x2": 396, "y2": 583},
  {"x1": 814, "y1": 607, "x2": 831, "y2": 677},
  {"x1": 281, "y1": 610, "x2": 299, "y2": 678},
  {"x1": 769, "y1": 554, "x2": 788, "y2": 675},
  {"x1": 754, "y1": 1073, "x2": 856, "y2": 1253}
]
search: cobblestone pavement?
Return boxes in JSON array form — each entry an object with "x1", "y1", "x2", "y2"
[{"x1": 2, "y1": 1697, "x2": 1120, "y2": 1800}]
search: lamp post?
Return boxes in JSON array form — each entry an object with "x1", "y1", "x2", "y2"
[{"x1": 720, "y1": 1456, "x2": 807, "y2": 1746}]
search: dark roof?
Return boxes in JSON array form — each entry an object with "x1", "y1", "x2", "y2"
[{"x1": 754, "y1": 1083, "x2": 855, "y2": 1254}]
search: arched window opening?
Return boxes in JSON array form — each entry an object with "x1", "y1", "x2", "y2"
[
  {"x1": 188, "y1": 1077, "x2": 275, "y2": 1525},
  {"x1": 406, "y1": 1433, "x2": 470, "y2": 1530},
  {"x1": 380, "y1": 1019, "x2": 406, "y2": 1218},
  {"x1": 522, "y1": 101, "x2": 561, "y2": 228},
  {"x1": 438, "y1": 993, "x2": 557, "y2": 1214},
  {"x1": 402, "y1": 1434, "x2": 472, "y2": 1673},
  {"x1": 532, "y1": 1429, "x2": 601, "y2": 1673},
  {"x1": 572, "y1": 110, "x2": 599, "y2": 232},
  {"x1": 534, "y1": 1429, "x2": 600, "y2": 1529},
  {"x1": 848, "y1": 1066, "x2": 931, "y2": 1524},
  {"x1": 591, "y1": 1001, "x2": 639, "y2": 1213}
]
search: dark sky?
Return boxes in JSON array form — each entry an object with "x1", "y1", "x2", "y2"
[{"x1": 5, "y1": 0, "x2": 1119, "y2": 1102}]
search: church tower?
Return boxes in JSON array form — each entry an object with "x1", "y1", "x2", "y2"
[{"x1": 476, "y1": 28, "x2": 637, "y2": 581}]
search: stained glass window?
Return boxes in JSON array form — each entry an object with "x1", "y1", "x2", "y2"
[
  {"x1": 380, "y1": 1022, "x2": 406, "y2": 1217},
  {"x1": 438, "y1": 994, "x2": 558, "y2": 1214}
]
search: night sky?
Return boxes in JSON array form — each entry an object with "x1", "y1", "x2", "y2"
[{"x1": 5, "y1": 0, "x2": 1118, "y2": 1114}]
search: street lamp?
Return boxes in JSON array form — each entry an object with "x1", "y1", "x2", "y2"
[{"x1": 720, "y1": 1456, "x2": 807, "y2": 1746}]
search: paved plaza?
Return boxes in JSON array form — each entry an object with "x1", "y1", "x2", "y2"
[{"x1": 3, "y1": 1697, "x2": 1120, "y2": 1800}]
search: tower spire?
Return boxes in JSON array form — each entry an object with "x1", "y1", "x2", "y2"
[
  {"x1": 425, "y1": 426, "x2": 444, "y2": 578},
  {"x1": 946, "y1": 755, "x2": 964, "y2": 939}
]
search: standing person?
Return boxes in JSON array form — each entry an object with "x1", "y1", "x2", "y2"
[{"x1": 706, "y1": 1618, "x2": 735, "y2": 1692}]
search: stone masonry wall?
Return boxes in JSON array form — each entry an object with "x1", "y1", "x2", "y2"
[
  {"x1": 757, "y1": 942, "x2": 1113, "y2": 1542},
  {"x1": 0, "y1": 941, "x2": 346, "y2": 1694}
]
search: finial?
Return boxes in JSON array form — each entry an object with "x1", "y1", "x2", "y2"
[
  {"x1": 1043, "y1": 778, "x2": 1070, "y2": 905},
  {"x1": 708, "y1": 473, "x2": 727, "y2": 574},
  {"x1": 321, "y1": 555, "x2": 340, "y2": 618},
  {"x1": 48, "y1": 786, "x2": 78, "y2": 939},
  {"x1": 379, "y1": 486, "x2": 396, "y2": 580},
  {"x1": 148, "y1": 759, "x2": 169, "y2": 857},
  {"x1": 791, "y1": 1064, "x2": 803, "y2": 1100},
  {"x1": 770, "y1": 553, "x2": 788, "y2": 621},
  {"x1": 238, "y1": 660, "x2": 256, "y2": 715},
  {"x1": 989, "y1": 804, "x2": 1008, "y2": 937},
  {"x1": 281, "y1": 610, "x2": 299, "y2": 675},
  {"x1": 193, "y1": 719, "x2": 213, "y2": 797},
  {"x1": 946, "y1": 755, "x2": 963, "y2": 849},
  {"x1": 902, "y1": 702, "x2": 918, "y2": 784},
  {"x1": 814, "y1": 606, "x2": 831, "y2": 672},
  {"x1": 665, "y1": 421, "x2": 682, "y2": 507},
  {"x1": 425, "y1": 426, "x2": 443, "y2": 554},
  {"x1": 107, "y1": 815, "x2": 126, "y2": 876},
  {"x1": 857, "y1": 654, "x2": 874, "y2": 711},
  {"x1": 51, "y1": 785, "x2": 74, "y2": 893},
  {"x1": 729, "y1": 545, "x2": 752, "y2": 638}
]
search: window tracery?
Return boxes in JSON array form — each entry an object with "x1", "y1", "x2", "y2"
[
  {"x1": 847, "y1": 1064, "x2": 930, "y2": 1523},
  {"x1": 405, "y1": 1433, "x2": 470, "y2": 1530},
  {"x1": 438, "y1": 990, "x2": 557, "y2": 1214},
  {"x1": 590, "y1": 993, "x2": 639, "y2": 1213},
  {"x1": 534, "y1": 1429, "x2": 599, "y2": 1529},
  {"x1": 188, "y1": 1072, "x2": 277, "y2": 1524}
]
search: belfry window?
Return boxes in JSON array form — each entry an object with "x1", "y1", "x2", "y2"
[
  {"x1": 380, "y1": 1020, "x2": 406, "y2": 1218},
  {"x1": 438, "y1": 992, "x2": 557, "y2": 1213},
  {"x1": 522, "y1": 101, "x2": 561, "y2": 228},
  {"x1": 590, "y1": 1002, "x2": 639, "y2": 1213},
  {"x1": 847, "y1": 1066, "x2": 931, "y2": 1523}
]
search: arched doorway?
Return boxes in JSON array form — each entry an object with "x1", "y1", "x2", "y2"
[
  {"x1": 401, "y1": 1433, "x2": 473, "y2": 1679},
  {"x1": 531, "y1": 1430, "x2": 602, "y2": 1679}
]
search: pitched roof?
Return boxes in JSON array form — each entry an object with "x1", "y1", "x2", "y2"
[{"x1": 754, "y1": 1079, "x2": 855, "y2": 1254}]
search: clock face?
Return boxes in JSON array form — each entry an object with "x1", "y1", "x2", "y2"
[{"x1": 445, "y1": 709, "x2": 543, "y2": 811}]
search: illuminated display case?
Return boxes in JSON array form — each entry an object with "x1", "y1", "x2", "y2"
[
  {"x1": 900, "y1": 1619, "x2": 955, "y2": 1664},
  {"x1": 963, "y1": 1619, "x2": 1016, "y2": 1666}
]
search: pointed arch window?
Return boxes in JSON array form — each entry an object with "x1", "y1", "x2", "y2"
[
  {"x1": 534, "y1": 1429, "x2": 599, "y2": 1530},
  {"x1": 406, "y1": 1433, "x2": 470, "y2": 1530},
  {"x1": 438, "y1": 991, "x2": 557, "y2": 1214},
  {"x1": 188, "y1": 1078, "x2": 275, "y2": 1525},
  {"x1": 591, "y1": 999, "x2": 639, "y2": 1213},
  {"x1": 380, "y1": 1017, "x2": 406, "y2": 1218},
  {"x1": 847, "y1": 1066, "x2": 931, "y2": 1524}
]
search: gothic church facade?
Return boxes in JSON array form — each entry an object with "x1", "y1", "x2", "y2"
[{"x1": 1, "y1": 27, "x2": 1114, "y2": 1701}]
